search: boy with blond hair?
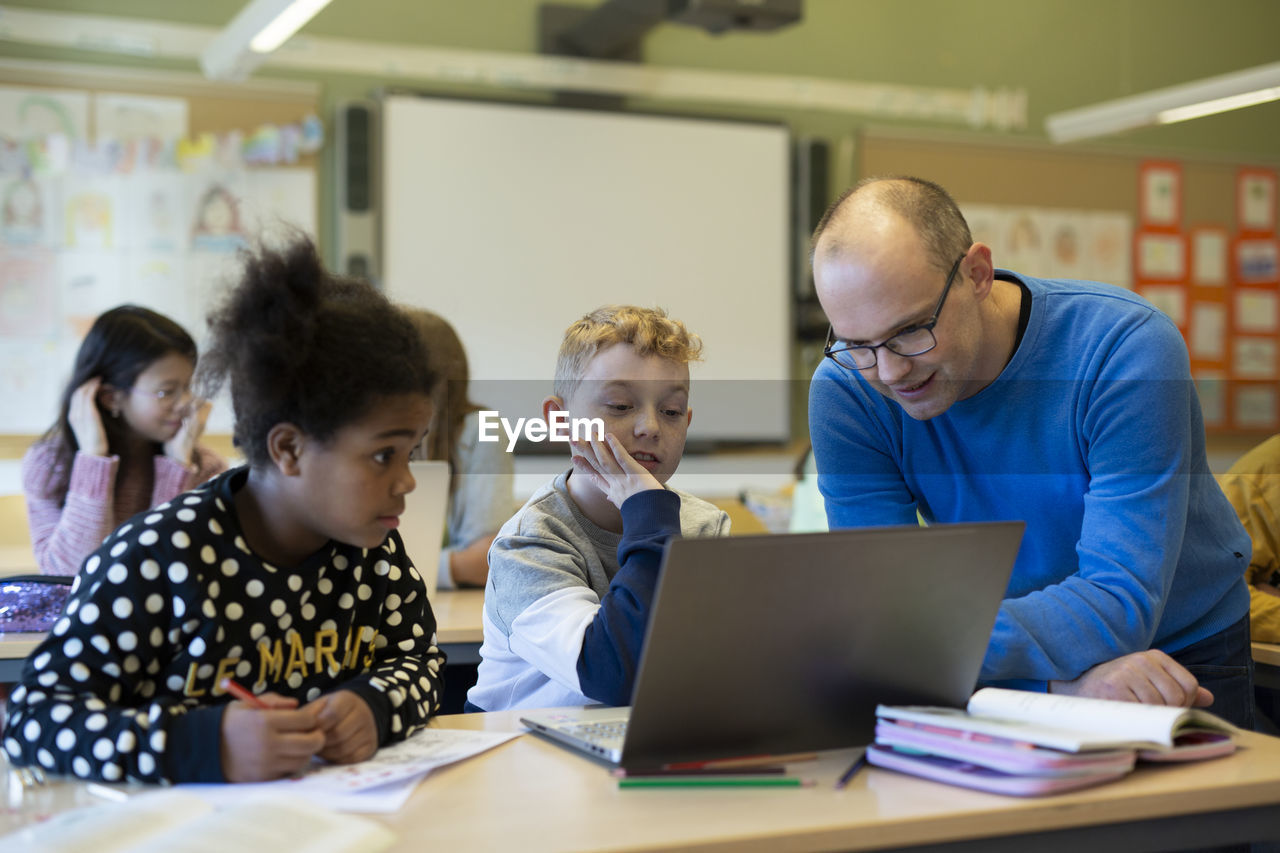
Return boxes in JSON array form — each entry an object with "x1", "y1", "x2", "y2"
[{"x1": 466, "y1": 306, "x2": 730, "y2": 711}]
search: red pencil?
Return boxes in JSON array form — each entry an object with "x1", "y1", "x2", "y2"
[{"x1": 221, "y1": 677, "x2": 268, "y2": 709}]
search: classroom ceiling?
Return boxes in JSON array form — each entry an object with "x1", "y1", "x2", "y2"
[{"x1": 2, "y1": 0, "x2": 1279, "y2": 158}]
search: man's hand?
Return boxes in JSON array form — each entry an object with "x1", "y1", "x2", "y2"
[
  {"x1": 220, "y1": 693, "x2": 324, "y2": 782},
  {"x1": 570, "y1": 433, "x2": 663, "y2": 509},
  {"x1": 1049, "y1": 649, "x2": 1213, "y2": 707},
  {"x1": 307, "y1": 690, "x2": 379, "y2": 764}
]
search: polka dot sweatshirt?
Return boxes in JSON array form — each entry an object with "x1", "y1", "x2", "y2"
[{"x1": 2, "y1": 467, "x2": 445, "y2": 784}]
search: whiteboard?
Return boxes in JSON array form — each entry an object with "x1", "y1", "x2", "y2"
[{"x1": 380, "y1": 95, "x2": 792, "y2": 444}]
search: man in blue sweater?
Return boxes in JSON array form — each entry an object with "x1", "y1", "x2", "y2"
[{"x1": 808, "y1": 176, "x2": 1254, "y2": 727}]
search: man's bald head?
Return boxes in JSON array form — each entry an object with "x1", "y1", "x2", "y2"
[{"x1": 810, "y1": 176, "x2": 973, "y2": 276}]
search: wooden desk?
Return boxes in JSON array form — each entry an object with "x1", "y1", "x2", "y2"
[
  {"x1": 0, "y1": 544, "x2": 35, "y2": 577},
  {"x1": 431, "y1": 588, "x2": 484, "y2": 665},
  {"x1": 399, "y1": 711, "x2": 1280, "y2": 852},
  {"x1": 1254, "y1": 641, "x2": 1280, "y2": 691},
  {"x1": 0, "y1": 589, "x2": 485, "y2": 683},
  {"x1": 9, "y1": 709, "x2": 1278, "y2": 851}
]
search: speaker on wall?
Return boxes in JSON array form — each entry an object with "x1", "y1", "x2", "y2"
[
  {"x1": 334, "y1": 99, "x2": 381, "y2": 284},
  {"x1": 793, "y1": 136, "x2": 831, "y2": 340}
]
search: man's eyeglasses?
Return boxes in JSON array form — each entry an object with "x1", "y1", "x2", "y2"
[{"x1": 823, "y1": 254, "x2": 965, "y2": 371}]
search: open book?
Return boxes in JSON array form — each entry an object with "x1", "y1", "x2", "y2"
[
  {"x1": 877, "y1": 687, "x2": 1240, "y2": 753},
  {"x1": 1, "y1": 790, "x2": 395, "y2": 853},
  {"x1": 868, "y1": 688, "x2": 1239, "y2": 796}
]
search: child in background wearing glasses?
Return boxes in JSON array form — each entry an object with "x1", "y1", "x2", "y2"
[{"x1": 21, "y1": 306, "x2": 227, "y2": 576}]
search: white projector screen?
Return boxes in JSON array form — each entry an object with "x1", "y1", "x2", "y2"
[{"x1": 380, "y1": 95, "x2": 791, "y2": 444}]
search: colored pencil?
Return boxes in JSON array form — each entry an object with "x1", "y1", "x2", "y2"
[
  {"x1": 834, "y1": 753, "x2": 869, "y2": 789},
  {"x1": 612, "y1": 766, "x2": 787, "y2": 778},
  {"x1": 662, "y1": 752, "x2": 818, "y2": 771},
  {"x1": 221, "y1": 677, "x2": 268, "y2": 709},
  {"x1": 619, "y1": 777, "x2": 814, "y2": 789}
]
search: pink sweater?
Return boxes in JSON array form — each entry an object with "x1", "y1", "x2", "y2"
[{"x1": 21, "y1": 441, "x2": 228, "y2": 576}]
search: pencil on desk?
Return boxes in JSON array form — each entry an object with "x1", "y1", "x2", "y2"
[
  {"x1": 612, "y1": 766, "x2": 787, "y2": 778},
  {"x1": 221, "y1": 677, "x2": 268, "y2": 709},
  {"x1": 834, "y1": 753, "x2": 868, "y2": 790},
  {"x1": 663, "y1": 752, "x2": 818, "y2": 771},
  {"x1": 619, "y1": 777, "x2": 815, "y2": 789}
]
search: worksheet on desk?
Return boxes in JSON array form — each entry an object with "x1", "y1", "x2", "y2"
[{"x1": 181, "y1": 728, "x2": 522, "y2": 813}]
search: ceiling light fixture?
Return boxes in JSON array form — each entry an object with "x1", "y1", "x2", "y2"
[
  {"x1": 200, "y1": 0, "x2": 335, "y2": 82},
  {"x1": 1045, "y1": 60, "x2": 1280, "y2": 143}
]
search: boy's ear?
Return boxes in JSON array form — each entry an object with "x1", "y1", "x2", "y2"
[
  {"x1": 541, "y1": 395, "x2": 566, "y2": 423},
  {"x1": 685, "y1": 406, "x2": 693, "y2": 428},
  {"x1": 265, "y1": 423, "x2": 306, "y2": 476}
]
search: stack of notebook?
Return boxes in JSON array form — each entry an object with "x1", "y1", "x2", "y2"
[{"x1": 868, "y1": 688, "x2": 1239, "y2": 796}]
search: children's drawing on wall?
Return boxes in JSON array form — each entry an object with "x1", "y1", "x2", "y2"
[
  {"x1": 123, "y1": 175, "x2": 184, "y2": 252},
  {"x1": 0, "y1": 336, "x2": 63, "y2": 432},
  {"x1": 1, "y1": 177, "x2": 47, "y2": 245},
  {"x1": 961, "y1": 203, "x2": 1131, "y2": 287},
  {"x1": 57, "y1": 250, "x2": 125, "y2": 337},
  {"x1": 190, "y1": 182, "x2": 247, "y2": 252},
  {"x1": 130, "y1": 253, "x2": 189, "y2": 332},
  {"x1": 64, "y1": 178, "x2": 121, "y2": 249},
  {"x1": 240, "y1": 169, "x2": 317, "y2": 245},
  {"x1": 93, "y1": 94, "x2": 187, "y2": 142},
  {"x1": 1085, "y1": 213, "x2": 1131, "y2": 288},
  {"x1": 0, "y1": 248, "x2": 57, "y2": 338},
  {"x1": 0, "y1": 86, "x2": 88, "y2": 141}
]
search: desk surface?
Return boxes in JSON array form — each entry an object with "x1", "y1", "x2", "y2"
[
  {"x1": 0, "y1": 544, "x2": 34, "y2": 576},
  {"x1": 7, "y1": 709, "x2": 1279, "y2": 851},
  {"x1": 1253, "y1": 641, "x2": 1280, "y2": 668},
  {"x1": 362, "y1": 711, "x2": 1280, "y2": 852}
]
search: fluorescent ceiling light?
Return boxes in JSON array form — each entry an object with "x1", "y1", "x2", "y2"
[
  {"x1": 1045, "y1": 60, "x2": 1280, "y2": 143},
  {"x1": 1156, "y1": 87, "x2": 1280, "y2": 125},
  {"x1": 201, "y1": 0, "x2": 335, "y2": 81},
  {"x1": 249, "y1": 0, "x2": 334, "y2": 52}
]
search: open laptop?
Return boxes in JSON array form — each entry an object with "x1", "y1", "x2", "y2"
[
  {"x1": 396, "y1": 460, "x2": 450, "y2": 598},
  {"x1": 520, "y1": 521, "x2": 1023, "y2": 769}
]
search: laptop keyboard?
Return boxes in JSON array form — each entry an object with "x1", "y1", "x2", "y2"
[{"x1": 564, "y1": 720, "x2": 628, "y2": 747}]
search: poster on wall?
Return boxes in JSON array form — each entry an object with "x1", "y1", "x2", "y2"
[
  {"x1": 94, "y1": 94, "x2": 188, "y2": 142},
  {"x1": 0, "y1": 85, "x2": 89, "y2": 141},
  {"x1": 1233, "y1": 337, "x2": 1278, "y2": 380},
  {"x1": 1, "y1": 176, "x2": 57, "y2": 247},
  {"x1": 1139, "y1": 285, "x2": 1186, "y2": 327},
  {"x1": 1191, "y1": 227, "x2": 1229, "y2": 286},
  {"x1": 1195, "y1": 374, "x2": 1227, "y2": 428},
  {"x1": 1238, "y1": 169, "x2": 1278, "y2": 234},
  {"x1": 1190, "y1": 302, "x2": 1227, "y2": 361},
  {"x1": 1139, "y1": 161, "x2": 1182, "y2": 229},
  {"x1": 1236, "y1": 289, "x2": 1279, "y2": 334},
  {"x1": 1135, "y1": 232, "x2": 1186, "y2": 281},
  {"x1": 1234, "y1": 237, "x2": 1280, "y2": 284},
  {"x1": 1234, "y1": 383, "x2": 1279, "y2": 430},
  {"x1": 960, "y1": 203, "x2": 1131, "y2": 287}
]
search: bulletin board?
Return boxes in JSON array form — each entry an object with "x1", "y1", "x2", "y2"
[
  {"x1": 858, "y1": 128, "x2": 1280, "y2": 442},
  {"x1": 0, "y1": 62, "x2": 321, "y2": 457}
]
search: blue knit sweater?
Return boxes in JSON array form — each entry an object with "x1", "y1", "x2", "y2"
[{"x1": 809, "y1": 271, "x2": 1250, "y2": 689}]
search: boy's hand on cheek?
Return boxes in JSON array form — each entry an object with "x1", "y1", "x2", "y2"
[
  {"x1": 308, "y1": 689, "x2": 379, "y2": 764},
  {"x1": 571, "y1": 434, "x2": 663, "y2": 509},
  {"x1": 220, "y1": 693, "x2": 325, "y2": 782}
]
